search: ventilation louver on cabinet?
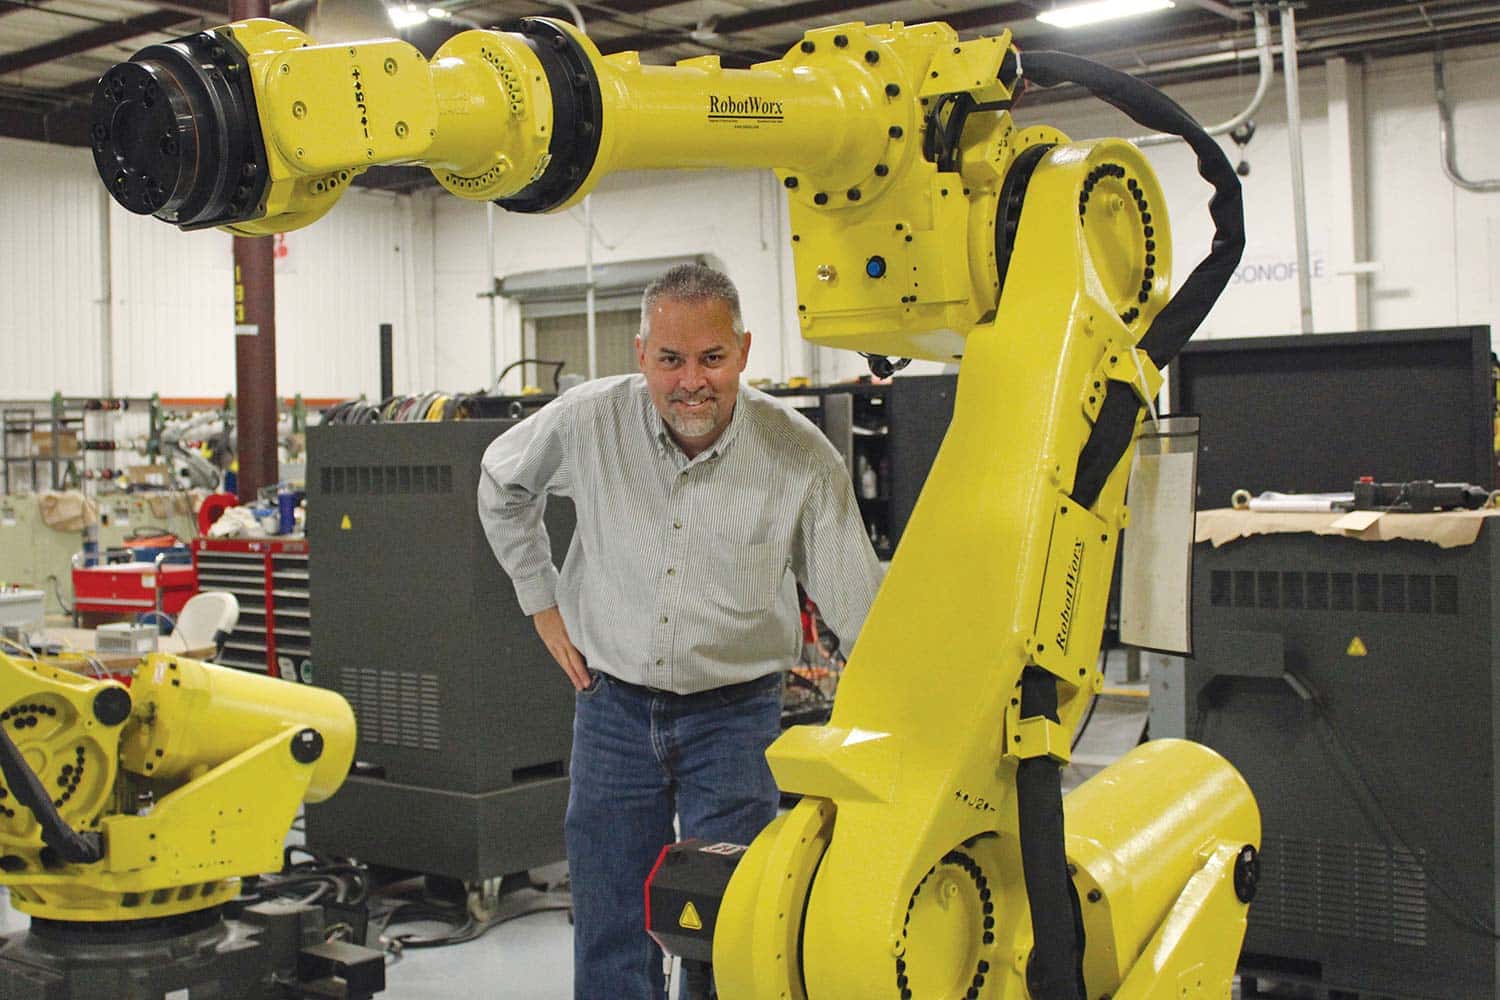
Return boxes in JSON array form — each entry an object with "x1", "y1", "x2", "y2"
[
  {"x1": 1210, "y1": 569, "x2": 1458, "y2": 615},
  {"x1": 1255, "y1": 834, "x2": 1428, "y2": 948},
  {"x1": 342, "y1": 667, "x2": 442, "y2": 752},
  {"x1": 320, "y1": 464, "x2": 454, "y2": 496}
]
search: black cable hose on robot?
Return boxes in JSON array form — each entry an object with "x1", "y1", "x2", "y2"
[
  {"x1": 1007, "y1": 51, "x2": 1246, "y2": 1000},
  {"x1": 1017, "y1": 666, "x2": 1090, "y2": 1000},
  {"x1": 1022, "y1": 49, "x2": 1246, "y2": 509}
]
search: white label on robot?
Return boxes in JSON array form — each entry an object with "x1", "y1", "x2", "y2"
[{"x1": 699, "y1": 842, "x2": 748, "y2": 857}]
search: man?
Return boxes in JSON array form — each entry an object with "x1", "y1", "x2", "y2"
[{"x1": 477, "y1": 263, "x2": 882, "y2": 999}]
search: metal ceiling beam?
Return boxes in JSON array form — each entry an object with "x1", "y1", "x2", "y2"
[
  {"x1": 1177, "y1": 0, "x2": 1246, "y2": 20},
  {"x1": 0, "y1": 9, "x2": 206, "y2": 76},
  {"x1": 0, "y1": 102, "x2": 88, "y2": 144},
  {"x1": 600, "y1": 1, "x2": 1041, "y2": 53},
  {"x1": 712, "y1": 0, "x2": 1037, "y2": 37},
  {"x1": 145, "y1": 1, "x2": 231, "y2": 16},
  {"x1": 1014, "y1": 2, "x2": 1500, "y2": 105},
  {"x1": 1006, "y1": 8, "x2": 1228, "y2": 54},
  {"x1": 577, "y1": 0, "x2": 692, "y2": 15},
  {"x1": 441, "y1": 0, "x2": 691, "y2": 26}
]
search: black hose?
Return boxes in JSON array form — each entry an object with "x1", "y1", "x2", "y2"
[
  {"x1": 494, "y1": 359, "x2": 567, "y2": 394},
  {"x1": 0, "y1": 723, "x2": 101, "y2": 864},
  {"x1": 1020, "y1": 51, "x2": 1243, "y2": 368},
  {"x1": 1016, "y1": 665, "x2": 1088, "y2": 1000},
  {"x1": 1021, "y1": 50, "x2": 1245, "y2": 508}
]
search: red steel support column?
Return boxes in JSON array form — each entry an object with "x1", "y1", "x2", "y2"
[{"x1": 231, "y1": 0, "x2": 277, "y2": 502}]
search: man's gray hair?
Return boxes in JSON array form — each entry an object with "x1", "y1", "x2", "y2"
[{"x1": 639, "y1": 263, "x2": 746, "y2": 343}]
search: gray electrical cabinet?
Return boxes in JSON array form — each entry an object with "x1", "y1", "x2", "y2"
[
  {"x1": 1179, "y1": 524, "x2": 1500, "y2": 999},
  {"x1": 303, "y1": 419, "x2": 575, "y2": 882}
]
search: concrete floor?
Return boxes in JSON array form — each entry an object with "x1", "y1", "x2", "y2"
[{"x1": 379, "y1": 886, "x2": 575, "y2": 999}]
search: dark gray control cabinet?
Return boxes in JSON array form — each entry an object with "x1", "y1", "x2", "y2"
[
  {"x1": 1183, "y1": 525, "x2": 1500, "y2": 999},
  {"x1": 304, "y1": 420, "x2": 575, "y2": 881}
]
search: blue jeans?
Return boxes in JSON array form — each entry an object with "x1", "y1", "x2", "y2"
[{"x1": 566, "y1": 669, "x2": 783, "y2": 1000}]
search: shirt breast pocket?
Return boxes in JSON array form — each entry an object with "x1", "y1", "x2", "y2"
[{"x1": 707, "y1": 539, "x2": 784, "y2": 615}]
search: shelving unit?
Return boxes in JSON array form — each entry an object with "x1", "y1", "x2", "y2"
[
  {"x1": 2, "y1": 399, "x2": 82, "y2": 493},
  {"x1": 0, "y1": 395, "x2": 166, "y2": 494},
  {"x1": 192, "y1": 537, "x2": 309, "y2": 679},
  {"x1": 766, "y1": 375, "x2": 957, "y2": 560}
]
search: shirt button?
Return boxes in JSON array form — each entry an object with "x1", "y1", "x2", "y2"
[
  {"x1": 660, "y1": 616, "x2": 668, "y2": 624},
  {"x1": 655, "y1": 658, "x2": 664, "y2": 666},
  {"x1": 673, "y1": 521, "x2": 682, "y2": 530},
  {"x1": 666, "y1": 567, "x2": 676, "y2": 576}
]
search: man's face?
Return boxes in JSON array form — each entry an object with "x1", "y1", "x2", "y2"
[{"x1": 636, "y1": 296, "x2": 751, "y2": 456}]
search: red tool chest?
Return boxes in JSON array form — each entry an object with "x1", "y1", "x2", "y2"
[
  {"x1": 72, "y1": 561, "x2": 197, "y2": 619},
  {"x1": 191, "y1": 537, "x2": 310, "y2": 679}
]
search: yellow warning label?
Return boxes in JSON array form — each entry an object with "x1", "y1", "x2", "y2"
[
  {"x1": 340, "y1": 514, "x2": 352, "y2": 530},
  {"x1": 1346, "y1": 636, "x2": 1368, "y2": 657},
  {"x1": 678, "y1": 901, "x2": 703, "y2": 931}
]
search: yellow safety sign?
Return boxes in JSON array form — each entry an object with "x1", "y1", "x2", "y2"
[
  {"x1": 1346, "y1": 636, "x2": 1368, "y2": 657},
  {"x1": 340, "y1": 514, "x2": 352, "y2": 530},
  {"x1": 678, "y1": 901, "x2": 703, "y2": 931}
]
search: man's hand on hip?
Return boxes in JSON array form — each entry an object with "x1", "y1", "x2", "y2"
[{"x1": 534, "y1": 605, "x2": 590, "y2": 691}]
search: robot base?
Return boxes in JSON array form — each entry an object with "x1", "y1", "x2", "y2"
[{"x1": 0, "y1": 901, "x2": 383, "y2": 1000}]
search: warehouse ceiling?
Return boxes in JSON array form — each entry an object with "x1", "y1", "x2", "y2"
[{"x1": 3, "y1": 0, "x2": 1498, "y2": 192}]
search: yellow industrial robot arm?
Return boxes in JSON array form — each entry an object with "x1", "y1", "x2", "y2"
[
  {"x1": 94, "y1": 17, "x2": 1041, "y2": 360},
  {"x1": 91, "y1": 16, "x2": 1257, "y2": 1000},
  {"x1": 0, "y1": 649, "x2": 354, "y2": 923}
]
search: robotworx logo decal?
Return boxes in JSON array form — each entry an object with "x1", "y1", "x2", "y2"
[
  {"x1": 1055, "y1": 539, "x2": 1085, "y2": 654},
  {"x1": 707, "y1": 95, "x2": 786, "y2": 123}
]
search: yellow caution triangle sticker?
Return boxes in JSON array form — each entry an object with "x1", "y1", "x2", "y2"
[
  {"x1": 1346, "y1": 636, "x2": 1368, "y2": 657},
  {"x1": 678, "y1": 901, "x2": 703, "y2": 931},
  {"x1": 340, "y1": 514, "x2": 352, "y2": 530}
]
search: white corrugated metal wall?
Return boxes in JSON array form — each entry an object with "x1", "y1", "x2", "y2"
[
  {"x1": 2, "y1": 136, "x2": 421, "y2": 402},
  {"x1": 0, "y1": 139, "x2": 107, "y2": 397},
  {"x1": 108, "y1": 200, "x2": 234, "y2": 397},
  {"x1": 428, "y1": 167, "x2": 794, "y2": 393}
]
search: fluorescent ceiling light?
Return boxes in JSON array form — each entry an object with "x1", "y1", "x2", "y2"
[
  {"x1": 1036, "y1": 0, "x2": 1176, "y2": 29},
  {"x1": 387, "y1": 3, "x2": 428, "y2": 28}
]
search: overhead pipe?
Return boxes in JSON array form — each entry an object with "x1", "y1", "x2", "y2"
[
  {"x1": 1435, "y1": 52, "x2": 1500, "y2": 193},
  {"x1": 1280, "y1": 2, "x2": 1314, "y2": 333},
  {"x1": 1029, "y1": 3, "x2": 1500, "y2": 108},
  {"x1": 1133, "y1": 4, "x2": 1273, "y2": 147}
]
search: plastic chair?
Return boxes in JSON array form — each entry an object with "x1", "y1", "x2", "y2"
[{"x1": 173, "y1": 592, "x2": 239, "y2": 660}]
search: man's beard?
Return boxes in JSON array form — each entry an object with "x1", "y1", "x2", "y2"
[{"x1": 666, "y1": 391, "x2": 719, "y2": 438}]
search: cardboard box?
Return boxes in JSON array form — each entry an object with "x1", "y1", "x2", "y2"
[{"x1": 32, "y1": 430, "x2": 80, "y2": 458}]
